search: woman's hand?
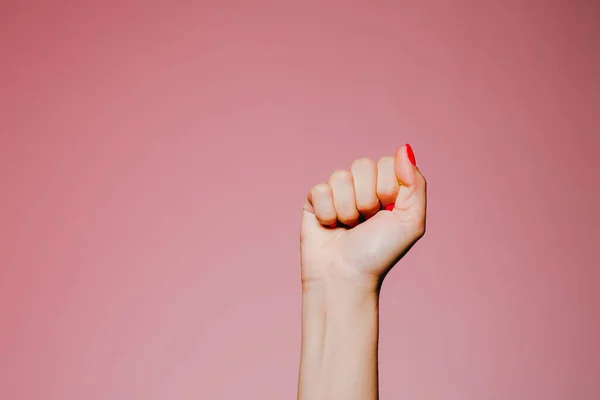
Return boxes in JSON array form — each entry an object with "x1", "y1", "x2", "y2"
[
  {"x1": 297, "y1": 144, "x2": 427, "y2": 400},
  {"x1": 300, "y1": 144, "x2": 427, "y2": 290}
]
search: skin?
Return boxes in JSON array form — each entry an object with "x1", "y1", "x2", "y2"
[{"x1": 298, "y1": 144, "x2": 427, "y2": 400}]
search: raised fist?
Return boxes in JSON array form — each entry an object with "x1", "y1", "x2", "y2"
[{"x1": 300, "y1": 144, "x2": 427, "y2": 288}]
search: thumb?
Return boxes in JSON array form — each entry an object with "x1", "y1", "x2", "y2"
[
  {"x1": 370, "y1": 143, "x2": 425, "y2": 265},
  {"x1": 394, "y1": 143, "x2": 417, "y2": 189},
  {"x1": 393, "y1": 143, "x2": 426, "y2": 210}
]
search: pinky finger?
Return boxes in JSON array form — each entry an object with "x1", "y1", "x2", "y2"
[{"x1": 308, "y1": 184, "x2": 338, "y2": 227}]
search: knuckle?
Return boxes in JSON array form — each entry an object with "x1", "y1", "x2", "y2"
[
  {"x1": 351, "y1": 157, "x2": 375, "y2": 170},
  {"x1": 330, "y1": 169, "x2": 352, "y2": 181},
  {"x1": 309, "y1": 184, "x2": 331, "y2": 202},
  {"x1": 312, "y1": 183, "x2": 331, "y2": 194},
  {"x1": 377, "y1": 156, "x2": 394, "y2": 167}
]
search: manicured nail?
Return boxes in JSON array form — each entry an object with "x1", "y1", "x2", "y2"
[
  {"x1": 405, "y1": 143, "x2": 416, "y2": 166},
  {"x1": 385, "y1": 204, "x2": 394, "y2": 211}
]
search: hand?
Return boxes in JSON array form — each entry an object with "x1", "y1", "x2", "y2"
[{"x1": 300, "y1": 144, "x2": 427, "y2": 289}]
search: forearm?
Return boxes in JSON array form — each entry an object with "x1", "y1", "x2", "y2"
[{"x1": 298, "y1": 279, "x2": 381, "y2": 400}]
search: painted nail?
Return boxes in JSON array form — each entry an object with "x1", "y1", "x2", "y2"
[
  {"x1": 385, "y1": 204, "x2": 394, "y2": 211},
  {"x1": 405, "y1": 143, "x2": 416, "y2": 166}
]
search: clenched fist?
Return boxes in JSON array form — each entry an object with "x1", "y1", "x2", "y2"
[{"x1": 300, "y1": 144, "x2": 427, "y2": 289}]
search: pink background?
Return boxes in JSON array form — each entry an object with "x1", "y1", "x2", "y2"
[{"x1": 1, "y1": 1, "x2": 599, "y2": 399}]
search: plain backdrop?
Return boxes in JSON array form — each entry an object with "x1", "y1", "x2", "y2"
[{"x1": 1, "y1": 1, "x2": 599, "y2": 399}]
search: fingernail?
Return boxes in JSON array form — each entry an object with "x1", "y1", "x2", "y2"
[
  {"x1": 405, "y1": 143, "x2": 416, "y2": 166},
  {"x1": 385, "y1": 204, "x2": 394, "y2": 211},
  {"x1": 328, "y1": 222, "x2": 337, "y2": 228}
]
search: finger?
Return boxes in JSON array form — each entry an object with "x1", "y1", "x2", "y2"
[
  {"x1": 393, "y1": 143, "x2": 427, "y2": 208},
  {"x1": 376, "y1": 156, "x2": 400, "y2": 210},
  {"x1": 392, "y1": 144, "x2": 427, "y2": 237},
  {"x1": 308, "y1": 184, "x2": 338, "y2": 227},
  {"x1": 394, "y1": 143, "x2": 418, "y2": 188},
  {"x1": 351, "y1": 158, "x2": 380, "y2": 220},
  {"x1": 329, "y1": 170, "x2": 360, "y2": 227}
]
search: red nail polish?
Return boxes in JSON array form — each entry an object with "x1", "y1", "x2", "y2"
[
  {"x1": 385, "y1": 204, "x2": 394, "y2": 211},
  {"x1": 405, "y1": 143, "x2": 416, "y2": 166}
]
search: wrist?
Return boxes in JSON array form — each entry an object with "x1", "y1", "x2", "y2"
[
  {"x1": 301, "y1": 278, "x2": 381, "y2": 315},
  {"x1": 301, "y1": 273, "x2": 382, "y2": 297}
]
